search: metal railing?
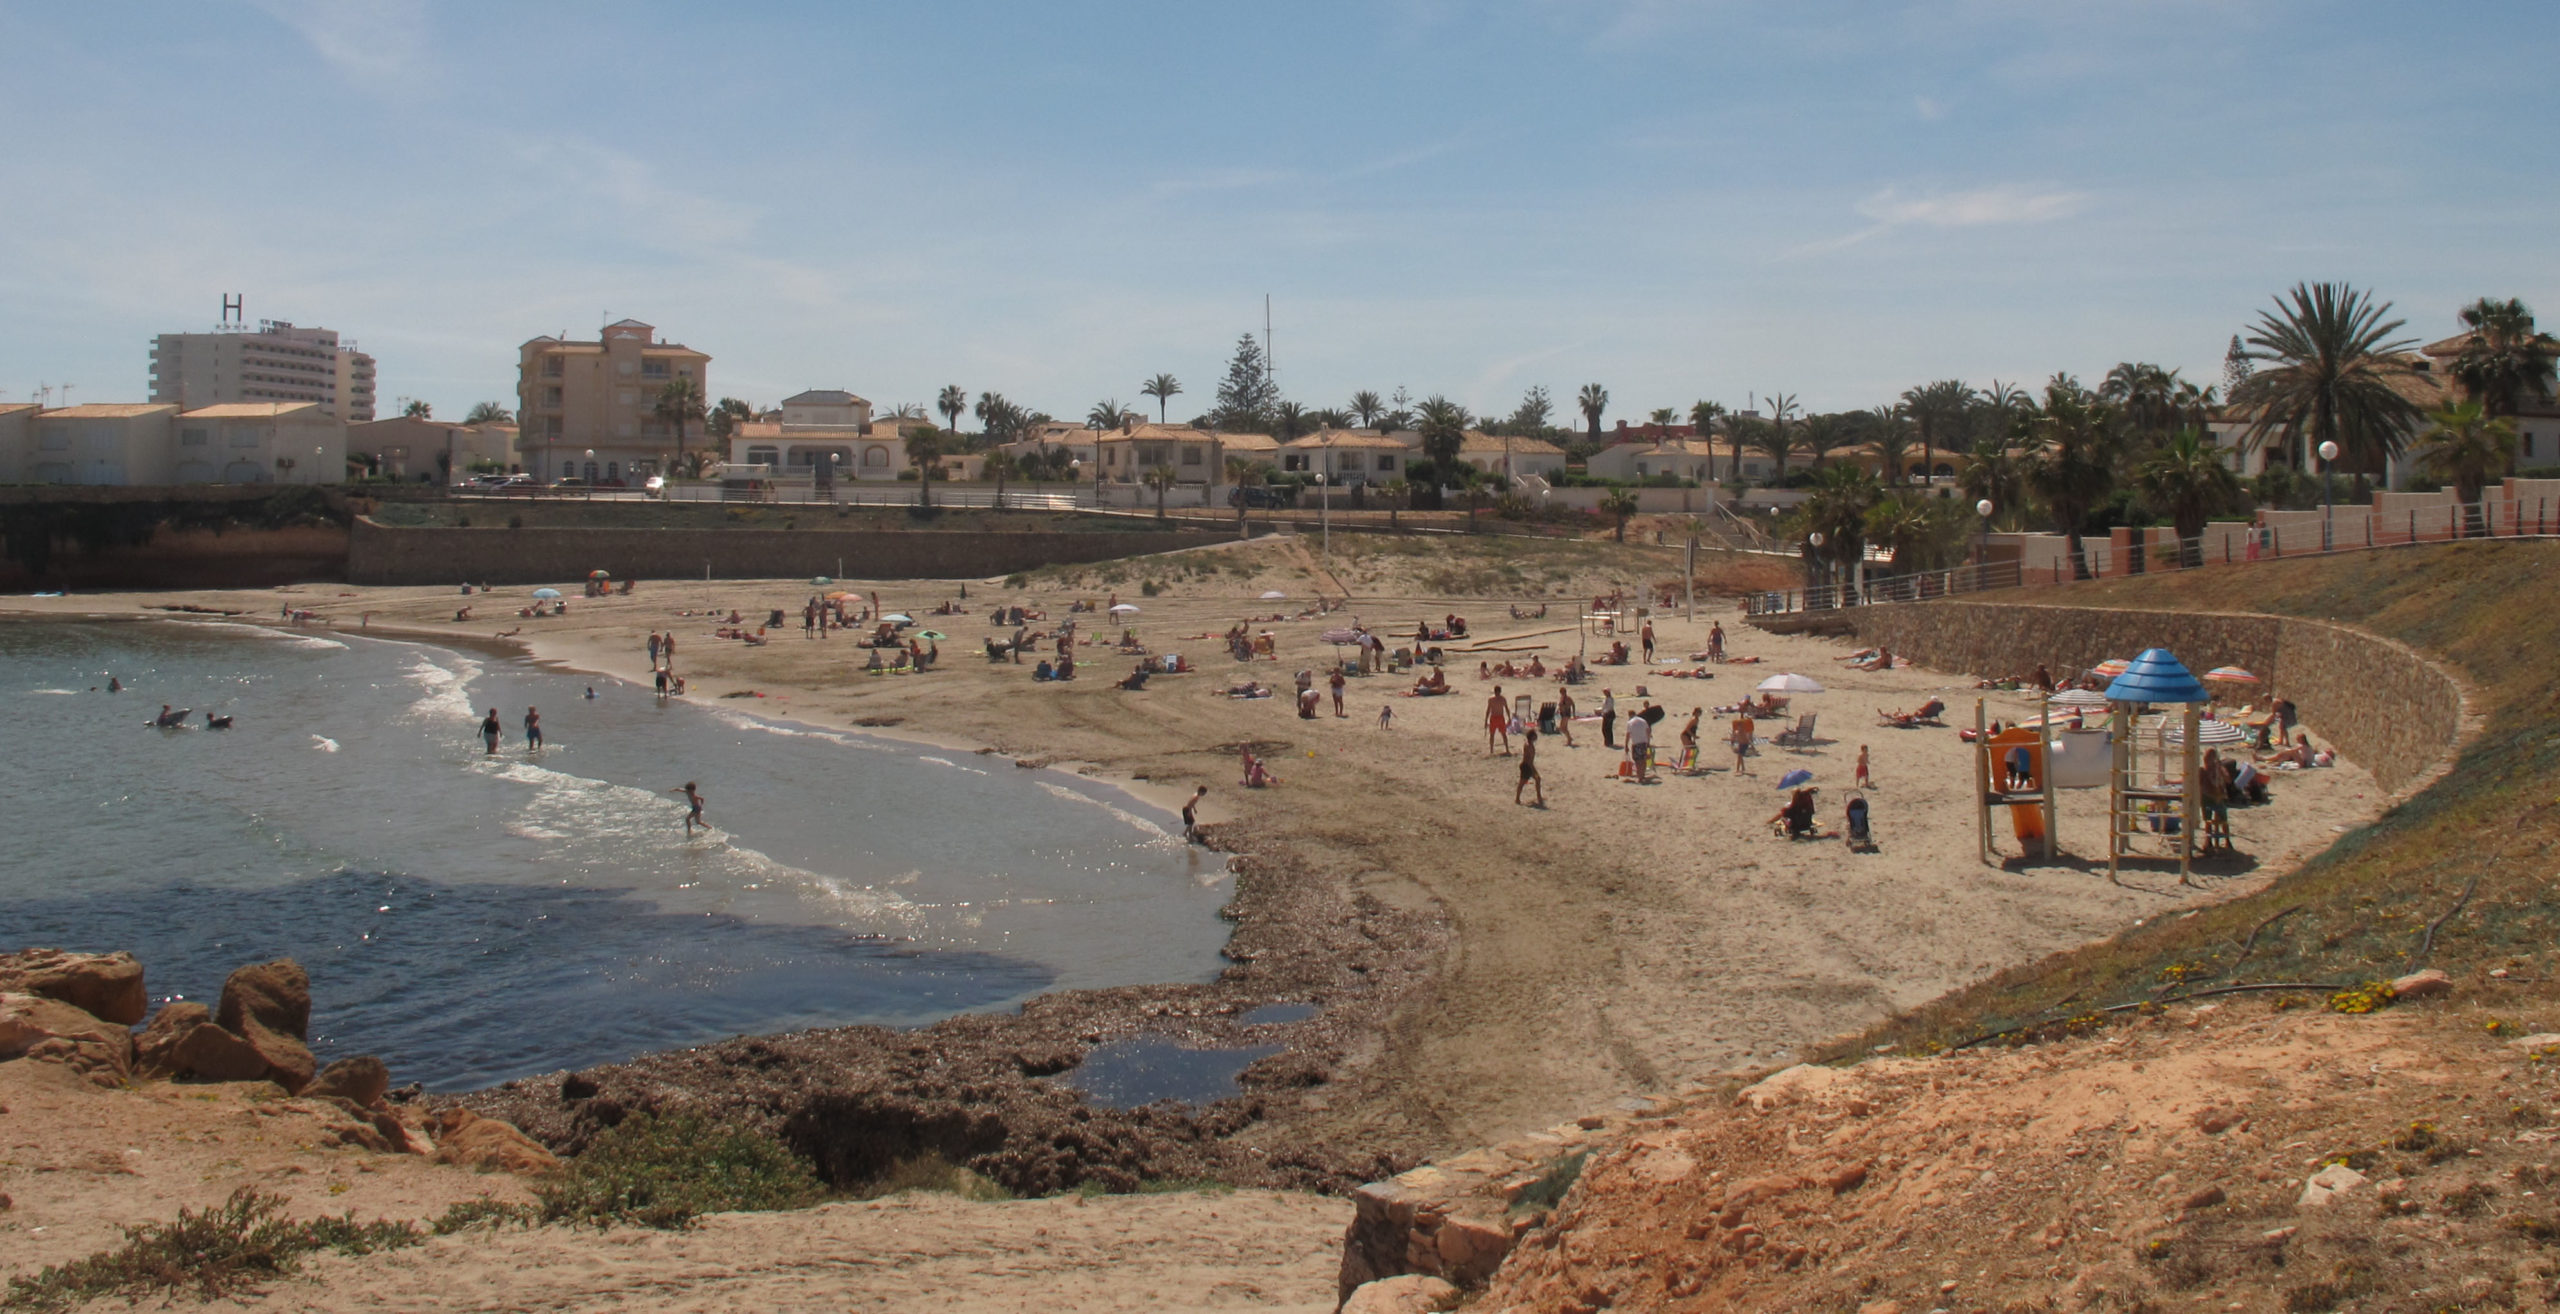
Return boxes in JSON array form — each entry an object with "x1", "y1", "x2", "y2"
[{"x1": 1745, "y1": 560, "x2": 2024, "y2": 618}]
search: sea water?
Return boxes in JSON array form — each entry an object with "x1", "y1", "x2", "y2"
[{"x1": 0, "y1": 619, "x2": 1232, "y2": 1091}]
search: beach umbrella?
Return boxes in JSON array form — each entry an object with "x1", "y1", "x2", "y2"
[
  {"x1": 2204, "y1": 665, "x2": 2260, "y2": 684},
  {"x1": 1321, "y1": 627, "x2": 1360, "y2": 645},
  {"x1": 2166, "y1": 717, "x2": 2249, "y2": 746},
  {"x1": 588, "y1": 569, "x2": 611, "y2": 580},
  {"x1": 882, "y1": 613, "x2": 914, "y2": 624},
  {"x1": 810, "y1": 576, "x2": 832, "y2": 587},
  {"x1": 2090, "y1": 658, "x2": 2132, "y2": 679},
  {"x1": 2047, "y1": 688, "x2": 2111, "y2": 708},
  {"x1": 2106, "y1": 648, "x2": 2210, "y2": 704},
  {"x1": 1110, "y1": 603, "x2": 1140, "y2": 614},
  {"x1": 531, "y1": 588, "x2": 562, "y2": 599},
  {"x1": 1260, "y1": 590, "x2": 1287, "y2": 599},
  {"x1": 825, "y1": 591, "x2": 858, "y2": 601},
  {"x1": 1756, "y1": 672, "x2": 1825, "y2": 694},
  {"x1": 917, "y1": 630, "x2": 947, "y2": 640},
  {"x1": 1776, "y1": 767, "x2": 1814, "y2": 790}
]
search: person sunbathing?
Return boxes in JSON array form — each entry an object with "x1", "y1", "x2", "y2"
[
  {"x1": 1410, "y1": 668, "x2": 1451, "y2": 695},
  {"x1": 1525, "y1": 656, "x2": 1546, "y2": 677},
  {"x1": 1224, "y1": 679, "x2": 1271, "y2": 698},
  {"x1": 1878, "y1": 706, "x2": 1920, "y2": 729}
]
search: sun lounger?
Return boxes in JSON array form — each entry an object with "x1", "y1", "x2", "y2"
[{"x1": 1774, "y1": 713, "x2": 1818, "y2": 748}]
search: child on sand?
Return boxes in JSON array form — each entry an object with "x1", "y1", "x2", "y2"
[
  {"x1": 1855, "y1": 744, "x2": 1871, "y2": 789},
  {"x1": 1515, "y1": 729, "x2": 1544, "y2": 806},
  {"x1": 671, "y1": 782, "x2": 706, "y2": 836}
]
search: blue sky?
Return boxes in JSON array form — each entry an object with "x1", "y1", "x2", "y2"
[{"x1": 3, "y1": 1, "x2": 2554, "y2": 425}]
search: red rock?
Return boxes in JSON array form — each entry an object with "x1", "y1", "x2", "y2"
[
  {"x1": 0, "y1": 949, "x2": 147, "y2": 1025},
  {"x1": 0, "y1": 992, "x2": 134, "y2": 1085},
  {"x1": 2191, "y1": 1105, "x2": 2240, "y2": 1134},
  {"x1": 1824, "y1": 1160, "x2": 1871, "y2": 1193},
  {"x1": 2182, "y1": 1185, "x2": 2227, "y2": 1210},
  {"x1": 2390, "y1": 969, "x2": 2453, "y2": 999},
  {"x1": 170, "y1": 1020, "x2": 274, "y2": 1083},
  {"x1": 214, "y1": 960, "x2": 315, "y2": 1093},
  {"x1": 429, "y1": 1108, "x2": 560, "y2": 1174},
  {"x1": 134, "y1": 1000, "x2": 211, "y2": 1077},
  {"x1": 1341, "y1": 1274, "x2": 1462, "y2": 1314},
  {"x1": 306, "y1": 1055, "x2": 392, "y2": 1108}
]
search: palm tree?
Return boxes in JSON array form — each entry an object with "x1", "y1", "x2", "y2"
[
  {"x1": 1900, "y1": 379, "x2": 1971, "y2": 488},
  {"x1": 1348, "y1": 390, "x2": 1385, "y2": 428},
  {"x1": 1273, "y1": 401, "x2": 1308, "y2": 442},
  {"x1": 1599, "y1": 487, "x2": 1640, "y2": 542},
  {"x1": 1417, "y1": 396, "x2": 1470, "y2": 519},
  {"x1": 1866, "y1": 405, "x2": 1913, "y2": 484},
  {"x1": 2230, "y1": 282, "x2": 2425, "y2": 479},
  {"x1": 1310, "y1": 408, "x2": 1351, "y2": 430},
  {"x1": 1960, "y1": 436, "x2": 2026, "y2": 528},
  {"x1": 1087, "y1": 398, "x2": 1130, "y2": 431},
  {"x1": 1225, "y1": 454, "x2": 1263, "y2": 531},
  {"x1": 937, "y1": 385, "x2": 967, "y2": 435},
  {"x1": 985, "y1": 450, "x2": 1019, "y2": 508},
  {"x1": 2137, "y1": 429, "x2": 2241, "y2": 566},
  {"x1": 1649, "y1": 406, "x2": 1676, "y2": 427},
  {"x1": 1688, "y1": 400, "x2": 1727, "y2": 480},
  {"x1": 2414, "y1": 400, "x2": 2518, "y2": 519},
  {"x1": 705, "y1": 397, "x2": 753, "y2": 443},
  {"x1": 1798, "y1": 462, "x2": 1882, "y2": 580},
  {"x1": 1798, "y1": 413, "x2": 1852, "y2": 469},
  {"x1": 461, "y1": 401, "x2": 510, "y2": 425},
  {"x1": 904, "y1": 426, "x2": 944, "y2": 509},
  {"x1": 1140, "y1": 373, "x2": 1183, "y2": 423},
  {"x1": 653, "y1": 377, "x2": 705, "y2": 476},
  {"x1": 1745, "y1": 414, "x2": 1797, "y2": 481},
  {"x1": 1762, "y1": 392, "x2": 1800, "y2": 471},
  {"x1": 401, "y1": 399, "x2": 432, "y2": 419},
  {"x1": 2100, "y1": 363, "x2": 2184, "y2": 441},
  {"x1": 2451, "y1": 299, "x2": 2557, "y2": 476},
  {"x1": 2024, "y1": 375, "x2": 2119, "y2": 578},
  {"x1": 1577, "y1": 383, "x2": 1609, "y2": 443},
  {"x1": 1140, "y1": 464, "x2": 1179, "y2": 518}
]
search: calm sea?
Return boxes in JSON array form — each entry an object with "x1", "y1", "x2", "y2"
[{"x1": 0, "y1": 619, "x2": 1232, "y2": 1091}]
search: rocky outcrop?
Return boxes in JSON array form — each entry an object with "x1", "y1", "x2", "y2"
[
  {"x1": 1341, "y1": 1274, "x2": 1461, "y2": 1314},
  {"x1": 129, "y1": 959, "x2": 320, "y2": 1091},
  {"x1": 0, "y1": 948, "x2": 147, "y2": 1025},
  {"x1": 214, "y1": 959, "x2": 316, "y2": 1093},
  {"x1": 307, "y1": 1054, "x2": 392, "y2": 1106},
  {"x1": 0, "y1": 991, "x2": 134, "y2": 1087},
  {"x1": 428, "y1": 1108, "x2": 561, "y2": 1173}
]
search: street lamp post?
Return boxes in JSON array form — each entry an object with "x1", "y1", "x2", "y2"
[
  {"x1": 1975, "y1": 498, "x2": 1995, "y2": 585},
  {"x1": 584, "y1": 448, "x2": 595, "y2": 499},
  {"x1": 2318, "y1": 439, "x2": 2339, "y2": 551},
  {"x1": 1806, "y1": 529, "x2": 1826, "y2": 603}
]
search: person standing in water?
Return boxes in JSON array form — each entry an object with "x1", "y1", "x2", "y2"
[
  {"x1": 1182, "y1": 785, "x2": 1208, "y2": 843},
  {"x1": 479, "y1": 707, "x2": 502, "y2": 755},
  {"x1": 523, "y1": 706, "x2": 542, "y2": 751},
  {"x1": 671, "y1": 782, "x2": 707, "y2": 836}
]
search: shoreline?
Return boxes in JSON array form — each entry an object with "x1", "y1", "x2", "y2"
[{"x1": 0, "y1": 553, "x2": 2393, "y2": 1194}]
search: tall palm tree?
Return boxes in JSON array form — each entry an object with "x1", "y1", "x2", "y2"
[
  {"x1": 461, "y1": 401, "x2": 509, "y2": 425},
  {"x1": 1900, "y1": 379, "x2": 1971, "y2": 488},
  {"x1": 2414, "y1": 400, "x2": 2518, "y2": 517},
  {"x1": 1140, "y1": 373, "x2": 1182, "y2": 423},
  {"x1": 1273, "y1": 401, "x2": 1309, "y2": 442},
  {"x1": 652, "y1": 377, "x2": 705, "y2": 476},
  {"x1": 1688, "y1": 400, "x2": 1727, "y2": 479},
  {"x1": 2230, "y1": 282, "x2": 2425, "y2": 478},
  {"x1": 937, "y1": 385, "x2": 967, "y2": 435},
  {"x1": 2452, "y1": 299, "x2": 2557, "y2": 477},
  {"x1": 2137, "y1": 429, "x2": 2241, "y2": 566},
  {"x1": 705, "y1": 396, "x2": 753, "y2": 443},
  {"x1": 2100, "y1": 363, "x2": 2184, "y2": 441},
  {"x1": 1648, "y1": 406, "x2": 1676, "y2": 427},
  {"x1": 2024, "y1": 374, "x2": 2119, "y2": 578},
  {"x1": 1348, "y1": 390, "x2": 1385, "y2": 428},
  {"x1": 903, "y1": 426, "x2": 944, "y2": 509},
  {"x1": 1224, "y1": 454, "x2": 1264, "y2": 531},
  {"x1": 1798, "y1": 462, "x2": 1881, "y2": 581},
  {"x1": 1866, "y1": 404, "x2": 1913, "y2": 484},
  {"x1": 985, "y1": 450, "x2": 1020, "y2": 508},
  {"x1": 1744, "y1": 416, "x2": 1798, "y2": 481},
  {"x1": 1087, "y1": 398, "x2": 1129, "y2": 431},
  {"x1": 1577, "y1": 383, "x2": 1609, "y2": 443},
  {"x1": 402, "y1": 399, "x2": 432, "y2": 419},
  {"x1": 1798, "y1": 413, "x2": 1852, "y2": 469}
]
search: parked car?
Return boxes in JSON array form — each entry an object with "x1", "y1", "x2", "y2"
[
  {"x1": 1228, "y1": 486, "x2": 1292, "y2": 509},
  {"x1": 554, "y1": 476, "x2": 586, "y2": 488}
]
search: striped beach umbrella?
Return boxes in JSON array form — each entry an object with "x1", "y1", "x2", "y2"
[
  {"x1": 2090, "y1": 658, "x2": 2132, "y2": 679},
  {"x1": 2165, "y1": 717, "x2": 2250, "y2": 746},
  {"x1": 2204, "y1": 665, "x2": 2260, "y2": 684}
]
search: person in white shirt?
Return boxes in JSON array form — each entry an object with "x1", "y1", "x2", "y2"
[{"x1": 1625, "y1": 703, "x2": 1654, "y2": 782}]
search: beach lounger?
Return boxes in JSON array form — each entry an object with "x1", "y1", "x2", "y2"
[{"x1": 1774, "y1": 713, "x2": 1818, "y2": 748}]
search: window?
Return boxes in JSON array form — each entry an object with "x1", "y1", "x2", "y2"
[
  {"x1": 583, "y1": 461, "x2": 599, "y2": 482},
  {"x1": 1378, "y1": 454, "x2": 1396, "y2": 471},
  {"x1": 181, "y1": 428, "x2": 208, "y2": 446},
  {"x1": 543, "y1": 387, "x2": 563, "y2": 406},
  {"x1": 862, "y1": 445, "x2": 889, "y2": 468},
  {"x1": 746, "y1": 447, "x2": 780, "y2": 466},
  {"x1": 607, "y1": 461, "x2": 620, "y2": 481},
  {"x1": 542, "y1": 357, "x2": 563, "y2": 378},
  {"x1": 642, "y1": 361, "x2": 669, "y2": 378}
]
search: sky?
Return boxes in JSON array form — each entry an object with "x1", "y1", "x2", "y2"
[{"x1": 2, "y1": 0, "x2": 2555, "y2": 426}]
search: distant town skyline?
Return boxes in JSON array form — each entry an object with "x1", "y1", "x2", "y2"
[{"x1": 2, "y1": 1, "x2": 2553, "y2": 425}]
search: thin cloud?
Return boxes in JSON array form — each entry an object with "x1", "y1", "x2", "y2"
[
  {"x1": 242, "y1": 0, "x2": 430, "y2": 85},
  {"x1": 1786, "y1": 184, "x2": 2091, "y2": 256}
]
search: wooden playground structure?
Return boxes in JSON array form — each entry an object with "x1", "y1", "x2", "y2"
[{"x1": 1974, "y1": 648, "x2": 2216, "y2": 883}]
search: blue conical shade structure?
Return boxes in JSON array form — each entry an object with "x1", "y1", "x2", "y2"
[{"x1": 2105, "y1": 647, "x2": 2210, "y2": 704}]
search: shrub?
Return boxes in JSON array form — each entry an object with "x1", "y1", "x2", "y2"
[
  {"x1": 2, "y1": 1188, "x2": 420, "y2": 1311},
  {"x1": 535, "y1": 1112, "x2": 827, "y2": 1229}
]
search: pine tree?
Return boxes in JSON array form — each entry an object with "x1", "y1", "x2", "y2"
[
  {"x1": 2222, "y1": 334, "x2": 2252, "y2": 396},
  {"x1": 1211, "y1": 333, "x2": 1278, "y2": 432}
]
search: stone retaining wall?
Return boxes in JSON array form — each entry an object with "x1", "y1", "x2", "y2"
[
  {"x1": 345, "y1": 519, "x2": 1229, "y2": 586},
  {"x1": 1843, "y1": 601, "x2": 2462, "y2": 796}
]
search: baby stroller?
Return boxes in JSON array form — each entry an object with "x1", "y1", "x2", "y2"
[{"x1": 1845, "y1": 795, "x2": 1878, "y2": 853}]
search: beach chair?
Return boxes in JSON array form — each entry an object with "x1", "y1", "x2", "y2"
[{"x1": 1774, "y1": 713, "x2": 1818, "y2": 748}]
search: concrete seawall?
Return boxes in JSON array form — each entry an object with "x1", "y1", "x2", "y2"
[
  {"x1": 1845, "y1": 600, "x2": 2463, "y2": 796},
  {"x1": 345, "y1": 518, "x2": 1232, "y2": 586}
]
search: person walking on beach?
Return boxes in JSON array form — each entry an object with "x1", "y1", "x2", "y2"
[
  {"x1": 654, "y1": 668, "x2": 670, "y2": 697},
  {"x1": 1625, "y1": 702, "x2": 1653, "y2": 782},
  {"x1": 1640, "y1": 620, "x2": 1656, "y2": 664},
  {"x1": 1730, "y1": 711, "x2": 1755, "y2": 775},
  {"x1": 671, "y1": 782, "x2": 707, "y2": 836},
  {"x1": 1599, "y1": 689, "x2": 1618, "y2": 749},
  {"x1": 523, "y1": 706, "x2": 542, "y2": 751},
  {"x1": 647, "y1": 632, "x2": 662, "y2": 666},
  {"x1": 479, "y1": 707, "x2": 502, "y2": 755},
  {"x1": 1182, "y1": 785, "x2": 1208, "y2": 842},
  {"x1": 1555, "y1": 684, "x2": 1577, "y2": 747},
  {"x1": 1485, "y1": 685, "x2": 1511, "y2": 755},
  {"x1": 1679, "y1": 707, "x2": 1702, "y2": 771},
  {"x1": 1515, "y1": 729, "x2": 1544, "y2": 806},
  {"x1": 1329, "y1": 667, "x2": 1347, "y2": 717},
  {"x1": 661, "y1": 632, "x2": 676, "y2": 666},
  {"x1": 1708, "y1": 622, "x2": 1725, "y2": 663}
]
